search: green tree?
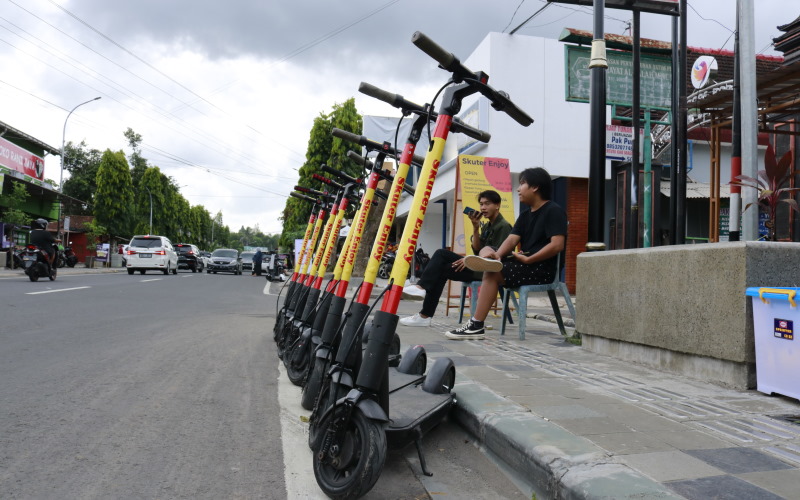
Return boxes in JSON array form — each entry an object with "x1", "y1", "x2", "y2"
[
  {"x1": 0, "y1": 180, "x2": 32, "y2": 227},
  {"x1": 279, "y1": 98, "x2": 363, "y2": 249},
  {"x1": 61, "y1": 140, "x2": 102, "y2": 215},
  {"x1": 124, "y1": 128, "x2": 148, "y2": 190},
  {"x1": 94, "y1": 150, "x2": 134, "y2": 238}
]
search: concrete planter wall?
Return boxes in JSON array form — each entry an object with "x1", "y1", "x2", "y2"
[{"x1": 576, "y1": 241, "x2": 800, "y2": 389}]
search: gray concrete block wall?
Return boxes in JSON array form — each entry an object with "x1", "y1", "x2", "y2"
[{"x1": 576, "y1": 242, "x2": 800, "y2": 388}]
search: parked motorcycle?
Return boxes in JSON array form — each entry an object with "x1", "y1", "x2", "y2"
[
  {"x1": 22, "y1": 243, "x2": 56, "y2": 282},
  {"x1": 264, "y1": 251, "x2": 286, "y2": 282},
  {"x1": 377, "y1": 250, "x2": 395, "y2": 279},
  {"x1": 62, "y1": 245, "x2": 78, "y2": 268}
]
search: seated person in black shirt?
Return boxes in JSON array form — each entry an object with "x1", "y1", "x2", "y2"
[{"x1": 446, "y1": 167, "x2": 567, "y2": 340}]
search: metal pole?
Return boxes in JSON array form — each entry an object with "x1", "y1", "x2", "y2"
[
  {"x1": 739, "y1": 0, "x2": 758, "y2": 240},
  {"x1": 58, "y1": 97, "x2": 101, "y2": 237},
  {"x1": 676, "y1": 0, "x2": 688, "y2": 244},
  {"x1": 587, "y1": 0, "x2": 607, "y2": 251},
  {"x1": 145, "y1": 187, "x2": 153, "y2": 234},
  {"x1": 729, "y1": 7, "x2": 742, "y2": 241},
  {"x1": 669, "y1": 16, "x2": 679, "y2": 244},
  {"x1": 632, "y1": 10, "x2": 642, "y2": 248}
]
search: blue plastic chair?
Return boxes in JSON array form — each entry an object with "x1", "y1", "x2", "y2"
[
  {"x1": 500, "y1": 254, "x2": 575, "y2": 339},
  {"x1": 459, "y1": 281, "x2": 517, "y2": 324}
]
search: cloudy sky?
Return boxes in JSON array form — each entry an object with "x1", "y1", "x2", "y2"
[{"x1": 0, "y1": 0, "x2": 791, "y2": 235}]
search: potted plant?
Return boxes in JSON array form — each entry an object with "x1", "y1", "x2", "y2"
[{"x1": 731, "y1": 145, "x2": 798, "y2": 241}]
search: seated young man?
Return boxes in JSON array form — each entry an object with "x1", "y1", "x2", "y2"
[
  {"x1": 399, "y1": 190, "x2": 512, "y2": 327},
  {"x1": 446, "y1": 167, "x2": 567, "y2": 340}
]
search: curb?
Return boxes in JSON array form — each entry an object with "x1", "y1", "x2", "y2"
[{"x1": 451, "y1": 380, "x2": 682, "y2": 500}]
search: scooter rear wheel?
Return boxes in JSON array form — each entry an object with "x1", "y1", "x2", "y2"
[
  {"x1": 28, "y1": 271, "x2": 38, "y2": 282},
  {"x1": 313, "y1": 407, "x2": 386, "y2": 500},
  {"x1": 301, "y1": 358, "x2": 326, "y2": 411},
  {"x1": 49, "y1": 266, "x2": 56, "y2": 281},
  {"x1": 286, "y1": 338, "x2": 310, "y2": 386}
]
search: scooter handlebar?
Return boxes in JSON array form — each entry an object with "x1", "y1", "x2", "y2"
[
  {"x1": 411, "y1": 31, "x2": 456, "y2": 72},
  {"x1": 332, "y1": 128, "x2": 427, "y2": 165},
  {"x1": 294, "y1": 185, "x2": 327, "y2": 198},
  {"x1": 411, "y1": 31, "x2": 533, "y2": 127},
  {"x1": 321, "y1": 164, "x2": 361, "y2": 186},
  {"x1": 360, "y1": 81, "x2": 490, "y2": 143},
  {"x1": 289, "y1": 192, "x2": 317, "y2": 204},
  {"x1": 312, "y1": 173, "x2": 345, "y2": 191},
  {"x1": 346, "y1": 151, "x2": 416, "y2": 197}
]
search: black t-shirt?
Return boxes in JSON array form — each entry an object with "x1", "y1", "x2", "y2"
[
  {"x1": 30, "y1": 229, "x2": 56, "y2": 254},
  {"x1": 510, "y1": 201, "x2": 567, "y2": 265}
]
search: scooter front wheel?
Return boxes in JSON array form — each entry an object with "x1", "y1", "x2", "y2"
[
  {"x1": 285, "y1": 338, "x2": 310, "y2": 386},
  {"x1": 28, "y1": 270, "x2": 38, "y2": 282},
  {"x1": 301, "y1": 358, "x2": 326, "y2": 411},
  {"x1": 313, "y1": 407, "x2": 386, "y2": 500}
]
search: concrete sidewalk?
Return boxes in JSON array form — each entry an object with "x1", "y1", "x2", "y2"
[{"x1": 392, "y1": 291, "x2": 800, "y2": 500}]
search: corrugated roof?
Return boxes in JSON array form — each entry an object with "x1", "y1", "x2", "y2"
[{"x1": 660, "y1": 182, "x2": 730, "y2": 199}]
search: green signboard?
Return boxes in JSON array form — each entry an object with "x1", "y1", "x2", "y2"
[{"x1": 565, "y1": 45, "x2": 673, "y2": 110}]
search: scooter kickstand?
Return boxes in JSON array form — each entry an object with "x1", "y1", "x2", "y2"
[{"x1": 413, "y1": 428, "x2": 433, "y2": 477}]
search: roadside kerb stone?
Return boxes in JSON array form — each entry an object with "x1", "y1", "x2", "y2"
[{"x1": 453, "y1": 379, "x2": 682, "y2": 499}]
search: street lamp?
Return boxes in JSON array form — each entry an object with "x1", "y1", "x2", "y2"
[
  {"x1": 58, "y1": 96, "x2": 101, "y2": 236},
  {"x1": 145, "y1": 187, "x2": 153, "y2": 234}
]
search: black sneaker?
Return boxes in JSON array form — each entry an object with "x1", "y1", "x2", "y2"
[{"x1": 445, "y1": 319, "x2": 485, "y2": 340}]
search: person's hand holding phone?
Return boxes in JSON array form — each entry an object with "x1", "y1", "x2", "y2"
[{"x1": 463, "y1": 207, "x2": 481, "y2": 228}]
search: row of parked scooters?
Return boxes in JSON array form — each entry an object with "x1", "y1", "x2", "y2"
[{"x1": 271, "y1": 31, "x2": 533, "y2": 499}]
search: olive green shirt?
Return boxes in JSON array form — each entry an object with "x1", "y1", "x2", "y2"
[{"x1": 470, "y1": 213, "x2": 512, "y2": 279}]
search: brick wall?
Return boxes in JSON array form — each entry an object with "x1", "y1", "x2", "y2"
[{"x1": 565, "y1": 177, "x2": 588, "y2": 294}]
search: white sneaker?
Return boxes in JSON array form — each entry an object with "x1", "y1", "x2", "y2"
[
  {"x1": 464, "y1": 255, "x2": 503, "y2": 272},
  {"x1": 401, "y1": 285, "x2": 426, "y2": 300},
  {"x1": 399, "y1": 313, "x2": 432, "y2": 327}
]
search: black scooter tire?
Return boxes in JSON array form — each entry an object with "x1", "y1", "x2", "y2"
[
  {"x1": 49, "y1": 267, "x2": 56, "y2": 281},
  {"x1": 313, "y1": 407, "x2": 386, "y2": 500},
  {"x1": 286, "y1": 338, "x2": 310, "y2": 386},
  {"x1": 396, "y1": 345, "x2": 426, "y2": 376},
  {"x1": 301, "y1": 358, "x2": 326, "y2": 411},
  {"x1": 28, "y1": 271, "x2": 38, "y2": 282},
  {"x1": 422, "y1": 357, "x2": 456, "y2": 394}
]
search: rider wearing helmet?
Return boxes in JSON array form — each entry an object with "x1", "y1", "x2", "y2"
[{"x1": 29, "y1": 218, "x2": 57, "y2": 265}]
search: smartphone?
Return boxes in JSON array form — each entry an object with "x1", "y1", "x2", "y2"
[{"x1": 463, "y1": 207, "x2": 477, "y2": 216}]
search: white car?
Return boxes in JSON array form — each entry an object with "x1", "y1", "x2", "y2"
[{"x1": 125, "y1": 235, "x2": 178, "y2": 275}]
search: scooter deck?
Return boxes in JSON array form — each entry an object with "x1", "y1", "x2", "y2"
[
  {"x1": 388, "y1": 370, "x2": 425, "y2": 393},
  {"x1": 386, "y1": 386, "x2": 455, "y2": 449}
]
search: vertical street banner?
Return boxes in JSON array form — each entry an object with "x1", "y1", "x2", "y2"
[{"x1": 455, "y1": 155, "x2": 515, "y2": 255}]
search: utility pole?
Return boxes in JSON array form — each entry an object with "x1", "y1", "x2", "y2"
[
  {"x1": 586, "y1": 0, "x2": 607, "y2": 251},
  {"x1": 738, "y1": 0, "x2": 759, "y2": 240}
]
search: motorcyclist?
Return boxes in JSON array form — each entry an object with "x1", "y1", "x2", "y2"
[{"x1": 29, "y1": 218, "x2": 56, "y2": 268}]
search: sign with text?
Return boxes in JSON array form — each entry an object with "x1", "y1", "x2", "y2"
[
  {"x1": 606, "y1": 125, "x2": 644, "y2": 162},
  {"x1": 566, "y1": 45, "x2": 673, "y2": 110},
  {"x1": 0, "y1": 136, "x2": 45, "y2": 180},
  {"x1": 456, "y1": 155, "x2": 515, "y2": 254}
]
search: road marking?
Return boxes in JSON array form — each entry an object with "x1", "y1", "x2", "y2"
[
  {"x1": 26, "y1": 286, "x2": 90, "y2": 295},
  {"x1": 140, "y1": 278, "x2": 162, "y2": 282},
  {"x1": 278, "y1": 364, "x2": 325, "y2": 498}
]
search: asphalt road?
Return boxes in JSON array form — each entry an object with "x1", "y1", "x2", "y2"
[{"x1": 0, "y1": 270, "x2": 527, "y2": 499}]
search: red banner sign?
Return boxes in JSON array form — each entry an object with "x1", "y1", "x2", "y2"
[{"x1": 0, "y1": 136, "x2": 45, "y2": 180}]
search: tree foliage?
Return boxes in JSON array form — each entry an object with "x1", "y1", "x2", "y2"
[
  {"x1": 61, "y1": 140, "x2": 102, "y2": 215},
  {"x1": 0, "y1": 180, "x2": 31, "y2": 226},
  {"x1": 279, "y1": 98, "x2": 363, "y2": 249},
  {"x1": 94, "y1": 150, "x2": 134, "y2": 238}
]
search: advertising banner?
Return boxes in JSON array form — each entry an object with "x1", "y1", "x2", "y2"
[
  {"x1": 455, "y1": 155, "x2": 515, "y2": 254},
  {"x1": 95, "y1": 243, "x2": 110, "y2": 262},
  {"x1": 0, "y1": 136, "x2": 45, "y2": 180},
  {"x1": 606, "y1": 125, "x2": 645, "y2": 162}
]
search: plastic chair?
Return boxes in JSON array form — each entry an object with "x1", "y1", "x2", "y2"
[
  {"x1": 500, "y1": 254, "x2": 575, "y2": 339},
  {"x1": 459, "y1": 281, "x2": 518, "y2": 324}
]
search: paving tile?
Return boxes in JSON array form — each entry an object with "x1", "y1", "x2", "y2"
[
  {"x1": 552, "y1": 417, "x2": 633, "y2": 436},
  {"x1": 509, "y1": 394, "x2": 574, "y2": 408},
  {"x1": 736, "y1": 468, "x2": 800, "y2": 499},
  {"x1": 590, "y1": 431, "x2": 676, "y2": 455},
  {"x1": 593, "y1": 404, "x2": 688, "y2": 433},
  {"x1": 648, "y1": 429, "x2": 735, "y2": 450},
  {"x1": 490, "y1": 364, "x2": 536, "y2": 372},
  {"x1": 533, "y1": 404, "x2": 606, "y2": 420},
  {"x1": 620, "y1": 450, "x2": 724, "y2": 482},
  {"x1": 685, "y1": 447, "x2": 795, "y2": 474},
  {"x1": 457, "y1": 366, "x2": 525, "y2": 381},
  {"x1": 665, "y1": 474, "x2": 785, "y2": 500}
]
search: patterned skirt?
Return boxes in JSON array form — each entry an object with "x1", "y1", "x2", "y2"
[{"x1": 501, "y1": 259, "x2": 556, "y2": 288}]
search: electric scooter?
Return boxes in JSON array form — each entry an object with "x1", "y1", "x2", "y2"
[{"x1": 312, "y1": 31, "x2": 533, "y2": 499}]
